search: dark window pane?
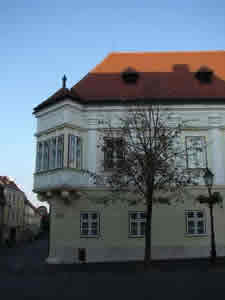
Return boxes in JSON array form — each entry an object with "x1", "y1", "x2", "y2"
[
  {"x1": 187, "y1": 220, "x2": 195, "y2": 234},
  {"x1": 188, "y1": 212, "x2": 194, "y2": 218},
  {"x1": 104, "y1": 139, "x2": 114, "y2": 169},
  {"x1": 92, "y1": 213, "x2": 97, "y2": 220},
  {"x1": 188, "y1": 227, "x2": 195, "y2": 234},
  {"x1": 140, "y1": 222, "x2": 145, "y2": 235},
  {"x1": 197, "y1": 221, "x2": 205, "y2": 234},
  {"x1": 188, "y1": 220, "x2": 195, "y2": 227},
  {"x1": 131, "y1": 222, "x2": 138, "y2": 235},
  {"x1": 81, "y1": 213, "x2": 88, "y2": 220},
  {"x1": 131, "y1": 213, "x2": 137, "y2": 219},
  {"x1": 197, "y1": 211, "x2": 203, "y2": 218},
  {"x1": 82, "y1": 222, "x2": 88, "y2": 228},
  {"x1": 57, "y1": 135, "x2": 64, "y2": 168},
  {"x1": 140, "y1": 213, "x2": 146, "y2": 219},
  {"x1": 91, "y1": 222, "x2": 97, "y2": 228}
]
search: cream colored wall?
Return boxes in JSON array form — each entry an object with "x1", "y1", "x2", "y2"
[
  {"x1": 3, "y1": 188, "x2": 25, "y2": 228},
  {"x1": 35, "y1": 103, "x2": 225, "y2": 263},
  {"x1": 48, "y1": 187, "x2": 225, "y2": 263}
]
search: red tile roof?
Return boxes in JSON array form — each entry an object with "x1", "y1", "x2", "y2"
[
  {"x1": 33, "y1": 87, "x2": 80, "y2": 113},
  {"x1": 34, "y1": 50, "x2": 225, "y2": 112},
  {"x1": 0, "y1": 176, "x2": 23, "y2": 192}
]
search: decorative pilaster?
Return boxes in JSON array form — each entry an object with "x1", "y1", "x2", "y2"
[
  {"x1": 87, "y1": 119, "x2": 98, "y2": 175},
  {"x1": 208, "y1": 114, "x2": 225, "y2": 185},
  {"x1": 168, "y1": 113, "x2": 181, "y2": 127}
]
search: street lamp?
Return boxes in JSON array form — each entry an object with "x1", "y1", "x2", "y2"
[
  {"x1": 203, "y1": 168, "x2": 214, "y2": 189},
  {"x1": 203, "y1": 167, "x2": 216, "y2": 263}
]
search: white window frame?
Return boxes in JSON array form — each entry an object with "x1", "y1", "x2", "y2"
[
  {"x1": 36, "y1": 141, "x2": 43, "y2": 172},
  {"x1": 49, "y1": 137, "x2": 57, "y2": 170},
  {"x1": 185, "y1": 210, "x2": 206, "y2": 236},
  {"x1": 80, "y1": 211, "x2": 100, "y2": 238},
  {"x1": 185, "y1": 136, "x2": 207, "y2": 169},
  {"x1": 68, "y1": 134, "x2": 83, "y2": 169},
  {"x1": 128, "y1": 211, "x2": 146, "y2": 237},
  {"x1": 57, "y1": 134, "x2": 64, "y2": 168},
  {"x1": 36, "y1": 134, "x2": 65, "y2": 172}
]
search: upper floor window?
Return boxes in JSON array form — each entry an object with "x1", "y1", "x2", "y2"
[
  {"x1": 185, "y1": 210, "x2": 206, "y2": 235},
  {"x1": 80, "y1": 211, "x2": 100, "y2": 237},
  {"x1": 43, "y1": 140, "x2": 50, "y2": 170},
  {"x1": 104, "y1": 138, "x2": 125, "y2": 170},
  {"x1": 36, "y1": 134, "x2": 64, "y2": 172},
  {"x1": 185, "y1": 136, "x2": 206, "y2": 169},
  {"x1": 129, "y1": 211, "x2": 146, "y2": 237},
  {"x1": 57, "y1": 135, "x2": 64, "y2": 168},
  {"x1": 68, "y1": 135, "x2": 83, "y2": 169}
]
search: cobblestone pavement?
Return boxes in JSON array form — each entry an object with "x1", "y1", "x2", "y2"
[{"x1": 1, "y1": 238, "x2": 225, "y2": 300}]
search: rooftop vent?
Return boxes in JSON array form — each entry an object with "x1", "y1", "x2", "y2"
[
  {"x1": 195, "y1": 66, "x2": 213, "y2": 84},
  {"x1": 122, "y1": 67, "x2": 139, "y2": 84}
]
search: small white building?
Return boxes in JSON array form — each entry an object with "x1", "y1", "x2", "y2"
[{"x1": 33, "y1": 50, "x2": 225, "y2": 264}]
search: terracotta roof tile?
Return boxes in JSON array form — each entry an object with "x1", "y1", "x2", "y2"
[
  {"x1": 72, "y1": 50, "x2": 225, "y2": 101},
  {"x1": 90, "y1": 51, "x2": 225, "y2": 78},
  {"x1": 34, "y1": 50, "x2": 225, "y2": 112}
]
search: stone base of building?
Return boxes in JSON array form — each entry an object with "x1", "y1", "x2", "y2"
[{"x1": 47, "y1": 245, "x2": 225, "y2": 264}]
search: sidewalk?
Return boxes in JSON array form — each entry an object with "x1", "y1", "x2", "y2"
[{"x1": 43, "y1": 257, "x2": 225, "y2": 273}]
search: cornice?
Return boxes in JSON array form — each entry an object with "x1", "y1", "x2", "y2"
[
  {"x1": 35, "y1": 122, "x2": 88, "y2": 137},
  {"x1": 34, "y1": 101, "x2": 84, "y2": 118}
]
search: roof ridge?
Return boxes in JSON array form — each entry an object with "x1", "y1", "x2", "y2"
[{"x1": 108, "y1": 50, "x2": 225, "y2": 55}]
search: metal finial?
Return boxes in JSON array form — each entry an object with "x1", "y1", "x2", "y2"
[{"x1": 62, "y1": 74, "x2": 67, "y2": 88}]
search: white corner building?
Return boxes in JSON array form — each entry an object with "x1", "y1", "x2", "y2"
[{"x1": 33, "y1": 50, "x2": 225, "y2": 264}]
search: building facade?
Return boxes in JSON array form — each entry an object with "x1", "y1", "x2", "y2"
[
  {"x1": 33, "y1": 50, "x2": 225, "y2": 264},
  {"x1": 24, "y1": 199, "x2": 41, "y2": 231},
  {"x1": 0, "y1": 176, "x2": 26, "y2": 245}
]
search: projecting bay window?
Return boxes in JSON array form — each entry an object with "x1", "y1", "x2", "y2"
[
  {"x1": 57, "y1": 135, "x2": 64, "y2": 168},
  {"x1": 43, "y1": 140, "x2": 50, "y2": 170},
  {"x1": 36, "y1": 142, "x2": 43, "y2": 172},
  {"x1": 185, "y1": 136, "x2": 207, "y2": 169},
  {"x1": 68, "y1": 135, "x2": 83, "y2": 169},
  {"x1": 35, "y1": 134, "x2": 64, "y2": 172},
  {"x1": 49, "y1": 137, "x2": 57, "y2": 169}
]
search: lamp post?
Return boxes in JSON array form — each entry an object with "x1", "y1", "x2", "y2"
[{"x1": 203, "y1": 167, "x2": 217, "y2": 263}]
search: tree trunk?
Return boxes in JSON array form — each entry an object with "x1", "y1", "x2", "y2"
[{"x1": 144, "y1": 191, "x2": 153, "y2": 270}]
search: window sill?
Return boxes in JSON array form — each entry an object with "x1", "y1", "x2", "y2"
[
  {"x1": 185, "y1": 234, "x2": 208, "y2": 237},
  {"x1": 80, "y1": 235, "x2": 100, "y2": 238},
  {"x1": 34, "y1": 167, "x2": 83, "y2": 175}
]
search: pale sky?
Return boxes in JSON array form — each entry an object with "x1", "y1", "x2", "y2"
[{"x1": 0, "y1": 0, "x2": 224, "y2": 208}]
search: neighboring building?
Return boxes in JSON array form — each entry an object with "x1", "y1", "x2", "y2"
[
  {"x1": 33, "y1": 50, "x2": 225, "y2": 264},
  {"x1": 24, "y1": 199, "x2": 41, "y2": 230},
  {"x1": 0, "y1": 176, "x2": 26, "y2": 245}
]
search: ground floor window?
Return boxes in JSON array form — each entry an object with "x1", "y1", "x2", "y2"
[
  {"x1": 80, "y1": 212, "x2": 100, "y2": 237},
  {"x1": 185, "y1": 210, "x2": 206, "y2": 235},
  {"x1": 129, "y1": 211, "x2": 146, "y2": 237}
]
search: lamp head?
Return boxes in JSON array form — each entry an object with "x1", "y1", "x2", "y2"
[{"x1": 203, "y1": 168, "x2": 214, "y2": 188}]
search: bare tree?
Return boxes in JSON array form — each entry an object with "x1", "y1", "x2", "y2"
[{"x1": 83, "y1": 104, "x2": 200, "y2": 268}]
